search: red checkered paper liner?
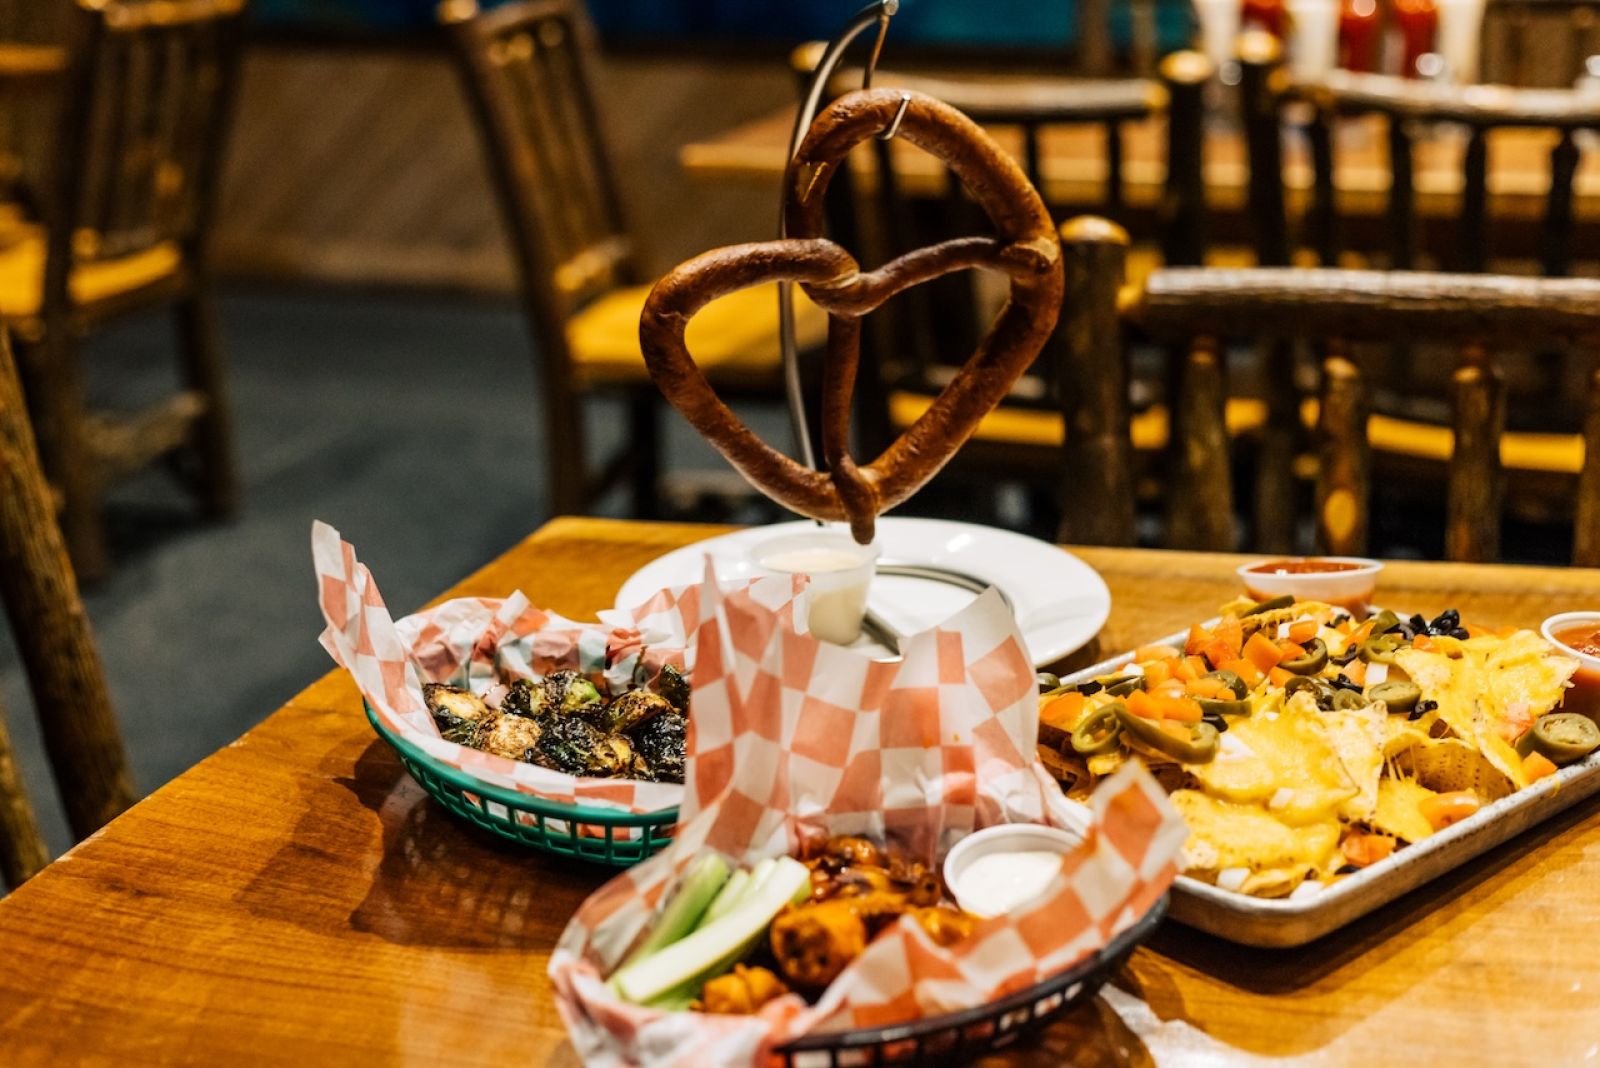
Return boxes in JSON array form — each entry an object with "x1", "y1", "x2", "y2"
[
  {"x1": 549, "y1": 559, "x2": 1187, "y2": 1067},
  {"x1": 312, "y1": 520, "x2": 801, "y2": 815}
]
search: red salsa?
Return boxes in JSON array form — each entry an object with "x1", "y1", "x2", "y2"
[
  {"x1": 1554, "y1": 624, "x2": 1600, "y2": 658},
  {"x1": 1246, "y1": 559, "x2": 1368, "y2": 576}
]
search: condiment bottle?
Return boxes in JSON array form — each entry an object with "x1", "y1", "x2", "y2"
[
  {"x1": 1242, "y1": 0, "x2": 1288, "y2": 36},
  {"x1": 1339, "y1": 0, "x2": 1380, "y2": 71},
  {"x1": 1394, "y1": 0, "x2": 1439, "y2": 77}
]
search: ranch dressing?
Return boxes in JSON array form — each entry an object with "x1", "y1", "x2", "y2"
[
  {"x1": 953, "y1": 850, "x2": 1065, "y2": 918},
  {"x1": 758, "y1": 542, "x2": 877, "y2": 645}
]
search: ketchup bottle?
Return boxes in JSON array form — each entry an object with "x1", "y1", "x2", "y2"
[
  {"x1": 1242, "y1": 0, "x2": 1287, "y2": 37},
  {"x1": 1393, "y1": 0, "x2": 1439, "y2": 77},
  {"x1": 1339, "y1": 0, "x2": 1380, "y2": 71}
]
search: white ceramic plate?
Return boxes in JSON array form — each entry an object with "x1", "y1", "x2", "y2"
[{"x1": 613, "y1": 517, "x2": 1111, "y2": 667}]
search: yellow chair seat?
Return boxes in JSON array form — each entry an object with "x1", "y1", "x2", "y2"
[
  {"x1": 0, "y1": 227, "x2": 183, "y2": 321},
  {"x1": 888, "y1": 392, "x2": 1585, "y2": 476},
  {"x1": 566, "y1": 281, "x2": 829, "y2": 386}
]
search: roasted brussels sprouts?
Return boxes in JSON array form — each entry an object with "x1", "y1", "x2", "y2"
[
  {"x1": 632, "y1": 711, "x2": 686, "y2": 782},
  {"x1": 500, "y1": 678, "x2": 540, "y2": 718},
  {"x1": 543, "y1": 670, "x2": 604, "y2": 717},
  {"x1": 589, "y1": 736, "x2": 637, "y2": 777},
  {"x1": 606, "y1": 689, "x2": 673, "y2": 734},
  {"x1": 424, "y1": 683, "x2": 494, "y2": 744},
  {"x1": 477, "y1": 713, "x2": 543, "y2": 761},
  {"x1": 533, "y1": 714, "x2": 606, "y2": 774},
  {"x1": 656, "y1": 664, "x2": 691, "y2": 713}
]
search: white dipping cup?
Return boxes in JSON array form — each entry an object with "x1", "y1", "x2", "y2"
[
  {"x1": 1236, "y1": 556, "x2": 1383, "y2": 616},
  {"x1": 1542, "y1": 611, "x2": 1600, "y2": 724},
  {"x1": 753, "y1": 529, "x2": 879, "y2": 646},
  {"x1": 943, "y1": 824, "x2": 1081, "y2": 919}
]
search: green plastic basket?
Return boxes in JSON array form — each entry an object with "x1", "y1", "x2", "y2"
[{"x1": 364, "y1": 701, "x2": 679, "y2": 867}]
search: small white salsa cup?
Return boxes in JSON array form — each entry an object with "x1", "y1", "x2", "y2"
[
  {"x1": 1542, "y1": 611, "x2": 1600, "y2": 723},
  {"x1": 752, "y1": 528, "x2": 880, "y2": 646},
  {"x1": 1236, "y1": 556, "x2": 1383, "y2": 616}
]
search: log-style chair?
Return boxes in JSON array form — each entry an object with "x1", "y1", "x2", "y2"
[
  {"x1": 1077, "y1": 0, "x2": 1165, "y2": 76},
  {"x1": 790, "y1": 44, "x2": 1215, "y2": 483},
  {"x1": 1485, "y1": 0, "x2": 1600, "y2": 87},
  {"x1": 2, "y1": 0, "x2": 247, "y2": 582},
  {"x1": 0, "y1": 328, "x2": 132, "y2": 889},
  {"x1": 1058, "y1": 215, "x2": 1600, "y2": 563},
  {"x1": 441, "y1": 0, "x2": 827, "y2": 518}
]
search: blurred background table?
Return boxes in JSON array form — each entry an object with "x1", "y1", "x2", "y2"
[
  {"x1": 682, "y1": 104, "x2": 1600, "y2": 259},
  {"x1": 0, "y1": 516, "x2": 1597, "y2": 1064}
]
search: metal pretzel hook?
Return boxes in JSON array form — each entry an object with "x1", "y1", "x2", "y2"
[{"x1": 777, "y1": 0, "x2": 899, "y2": 472}]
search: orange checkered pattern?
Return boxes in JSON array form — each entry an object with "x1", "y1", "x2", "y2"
[
  {"x1": 313, "y1": 521, "x2": 792, "y2": 816},
  {"x1": 549, "y1": 560, "x2": 1186, "y2": 1067}
]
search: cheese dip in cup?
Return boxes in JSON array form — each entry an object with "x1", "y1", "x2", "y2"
[{"x1": 753, "y1": 530, "x2": 880, "y2": 645}]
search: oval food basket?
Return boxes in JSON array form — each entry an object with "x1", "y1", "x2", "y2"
[
  {"x1": 773, "y1": 896, "x2": 1166, "y2": 1066},
  {"x1": 365, "y1": 701, "x2": 677, "y2": 867}
]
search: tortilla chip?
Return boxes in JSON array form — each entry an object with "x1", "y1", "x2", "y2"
[
  {"x1": 1188, "y1": 697, "x2": 1358, "y2": 825},
  {"x1": 1370, "y1": 776, "x2": 1438, "y2": 843},
  {"x1": 1394, "y1": 737, "x2": 1515, "y2": 802},
  {"x1": 1171, "y1": 790, "x2": 1341, "y2": 896}
]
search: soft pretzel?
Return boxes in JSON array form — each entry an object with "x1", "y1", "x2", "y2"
[{"x1": 639, "y1": 88, "x2": 1062, "y2": 544}]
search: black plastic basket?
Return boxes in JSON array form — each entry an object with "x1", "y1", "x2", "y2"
[{"x1": 772, "y1": 896, "x2": 1166, "y2": 1067}]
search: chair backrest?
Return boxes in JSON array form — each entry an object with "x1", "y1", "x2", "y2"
[
  {"x1": 0, "y1": 327, "x2": 131, "y2": 888},
  {"x1": 1240, "y1": 29, "x2": 1600, "y2": 276},
  {"x1": 441, "y1": 0, "x2": 637, "y2": 329},
  {"x1": 791, "y1": 46, "x2": 1210, "y2": 451},
  {"x1": 1058, "y1": 215, "x2": 1600, "y2": 563},
  {"x1": 45, "y1": 0, "x2": 246, "y2": 305},
  {"x1": 1077, "y1": 0, "x2": 1164, "y2": 76}
]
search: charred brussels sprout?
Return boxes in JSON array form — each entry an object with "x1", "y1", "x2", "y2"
[
  {"x1": 533, "y1": 714, "x2": 606, "y2": 774},
  {"x1": 423, "y1": 683, "x2": 494, "y2": 744},
  {"x1": 606, "y1": 689, "x2": 673, "y2": 734},
  {"x1": 500, "y1": 678, "x2": 540, "y2": 718},
  {"x1": 476, "y1": 714, "x2": 543, "y2": 761},
  {"x1": 632, "y1": 711, "x2": 686, "y2": 783},
  {"x1": 542, "y1": 670, "x2": 604, "y2": 717},
  {"x1": 656, "y1": 663, "x2": 691, "y2": 713},
  {"x1": 588, "y1": 736, "x2": 636, "y2": 777}
]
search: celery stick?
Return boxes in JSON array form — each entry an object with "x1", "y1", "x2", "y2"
[
  {"x1": 617, "y1": 853, "x2": 729, "y2": 972},
  {"x1": 613, "y1": 857, "x2": 811, "y2": 1005},
  {"x1": 699, "y1": 869, "x2": 749, "y2": 927}
]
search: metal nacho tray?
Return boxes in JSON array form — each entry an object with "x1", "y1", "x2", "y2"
[{"x1": 1058, "y1": 628, "x2": 1600, "y2": 948}]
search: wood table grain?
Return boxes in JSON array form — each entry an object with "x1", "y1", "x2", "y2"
[{"x1": 2, "y1": 516, "x2": 1598, "y2": 1066}]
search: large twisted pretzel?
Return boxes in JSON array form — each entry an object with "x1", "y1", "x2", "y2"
[{"x1": 639, "y1": 88, "x2": 1063, "y2": 544}]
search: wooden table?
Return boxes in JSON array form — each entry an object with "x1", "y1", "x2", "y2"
[
  {"x1": 683, "y1": 105, "x2": 1600, "y2": 233},
  {"x1": 2, "y1": 516, "x2": 1598, "y2": 1065}
]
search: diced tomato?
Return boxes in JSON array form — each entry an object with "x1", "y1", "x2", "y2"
[
  {"x1": 1288, "y1": 620, "x2": 1320, "y2": 644},
  {"x1": 1268, "y1": 665, "x2": 1295, "y2": 688},
  {"x1": 1413, "y1": 634, "x2": 1437, "y2": 652},
  {"x1": 1276, "y1": 641, "x2": 1307, "y2": 661},
  {"x1": 1523, "y1": 751, "x2": 1559, "y2": 783},
  {"x1": 1185, "y1": 676, "x2": 1228, "y2": 699},
  {"x1": 1419, "y1": 790, "x2": 1481, "y2": 831},
  {"x1": 1143, "y1": 659, "x2": 1172, "y2": 687},
  {"x1": 1497, "y1": 702, "x2": 1536, "y2": 745},
  {"x1": 1158, "y1": 720, "x2": 1192, "y2": 739},
  {"x1": 1214, "y1": 616, "x2": 1244, "y2": 659},
  {"x1": 1199, "y1": 639, "x2": 1236, "y2": 670},
  {"x1": 1184, "y1": 624, "x2": 1211, "y2": 656},
  {"x1": 1125, "y1": 690, "x2": 1161, "y2": 719},
  {"x1": 1039, "y1": 691, "x2": 1085, "y2": 730},
  {"x1": 1349, "y1": 620, "x2": 1376, "y2": 645},
  {"x1": 1150, "y1": 695, "x2": 1202, "y2": 722},
  {"x1": 1339, "y1": 832, "x2": 1397, "y2": 868},
  {"x1": 1134, "y1": 644, "x2": 1181, "y2": 663},
  {"x1": 1341, "y1": 659, "x2": 1368, "y2": 687},
  {"x1": 1151, "y1": 679, "x2": 1188, "y2": 699},
  {"x1": 1218, "y1": 658, "x2": 1265, "y2": 690},
  {"x1": 1465, "y1": 624, "x2": 1490, "y2": 639},
  {"x1": 1243, "y1": 632, "x2": 1285, "y2": 674},
  {"x1": 1184, "y1": 655, "x2": 1209, "y2": 678},
  {"x1": 1170, "y1": 656, "x2": 1198, "y2": 682}
]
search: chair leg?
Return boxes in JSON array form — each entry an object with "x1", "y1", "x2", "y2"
[
  {"x1": 0, "y1": 698, "x2": 49, "y2": 889},
  {"x1": 13, "y1": 332, "x2": 109, "y2": 583},
  {"x1": 175, "y1": 286, "x2": 241, "y2": 519},
  {"x1": 629, "y1": 389, "x2": 662, "y2": 520}
]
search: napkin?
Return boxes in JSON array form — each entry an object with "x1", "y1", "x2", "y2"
[{"x1": 549, "y1": 557, "x2": 1187, "y2": 1066}]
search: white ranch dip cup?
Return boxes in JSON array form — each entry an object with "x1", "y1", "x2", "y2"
[{"x1": 753, "y1": 529, "x2": 880, "y2": 645}]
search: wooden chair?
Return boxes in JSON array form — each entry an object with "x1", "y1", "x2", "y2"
[
  {"x1": 1077, "y1": 0, "x2": 1165, "y2": 76},
  {"x1": 441, "y1": 0, "x2": 827, "y2": 518},
  {"x1": 790, "y1": 45, "x2": 1214, "y2": 487},
  {"x1": 3, "y1": 0, "x2": 247, "y2": 583},
  {"x1": 1485, "y1": 0, "x2": 1600, "y2": 87},
  {"x1": 0, "y1": 328, "x2": 132, "y2": 889},
  {"x1": 1058, "y1": 216, "x2": 1600, "y2": 563}
]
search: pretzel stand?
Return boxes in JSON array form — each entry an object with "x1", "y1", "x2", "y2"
[{"x1": 638, "y1": 6, "x2": 1064, "y2": 547}]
